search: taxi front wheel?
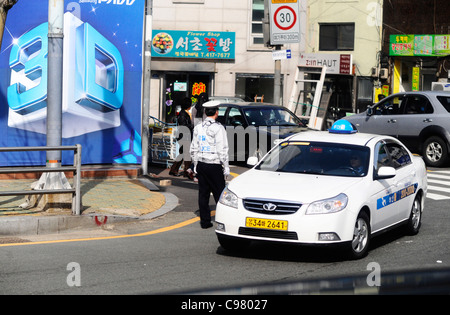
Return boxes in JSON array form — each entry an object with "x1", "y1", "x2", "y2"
[
  {"x1": 347, "y1": 212, "x2": 370, "y2": 260},
  {"x1": 404, "y1": 196, "x2": 422, "y2": 236}
]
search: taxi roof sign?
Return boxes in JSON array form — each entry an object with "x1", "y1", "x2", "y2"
[{"x1": 329, "y1": 120, "x2": 357, "y2": 134}]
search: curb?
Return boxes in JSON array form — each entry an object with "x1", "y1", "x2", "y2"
[{"x1": 0, "y1": 176, "x2": 179, "y2": 236}]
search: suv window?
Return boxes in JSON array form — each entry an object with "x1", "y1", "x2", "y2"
[
  {"x1": 437, "y1": 96, "x2": 450, "y2": 113},
  {"x1": 402, "y1": 95, "x2": 434, "y2": 114},
  {"x1": 373, "y1": 95, "x2": 404, "y2": 115}
]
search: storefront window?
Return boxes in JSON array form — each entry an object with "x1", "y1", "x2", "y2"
[
  {"x1": 164, "y1": 73, "x2": 211, "y2": 122},
  {"x1": 235, "y1": 73, "x2": 283, "y2": 104}
]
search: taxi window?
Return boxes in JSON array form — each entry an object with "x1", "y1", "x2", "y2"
[
  {"x1": 257, "y1": 141, "x2": 369, "y2": 177},
  {"x1": 385, "y1": 142, "x2": 411, "y2": 168},
  {"x1": 374, "y1": 141, "x2": 411, "y2": 170}
]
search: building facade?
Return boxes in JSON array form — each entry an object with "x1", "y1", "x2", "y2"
[
  {"x1": 149, "y1": 0, "x2": 304, "y2": 122},
  {"x1": 304, "y1": 0, "x2": 383, "y2": 115},
  {"x1": 382, "y1": 0, "x2": 450, "y2": 94}
]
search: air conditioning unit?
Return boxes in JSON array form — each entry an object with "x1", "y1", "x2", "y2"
[
  {"x1": 379, "y1": 68, "x2": 389, "y2": 79},
  {"x1": 432, "y1": 82, "x2": 450, "y2": 91},
  {"x1": 371, "y1": 67, "x2": 379, "y2": 78}
]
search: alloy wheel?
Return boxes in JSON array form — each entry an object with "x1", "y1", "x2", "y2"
[
  {"x1": 426, "y1": 141, "x2": 443, "y2": 163},
  {"x1": 352, "y1": 217, "x2": 369, "y2": 253}
]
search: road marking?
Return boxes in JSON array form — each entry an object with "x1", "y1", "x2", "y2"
[
  {"x1": 427, "y1": 170, "x2": 450, "y2": 200},
  {"x1": 0, "y1": 170, "x2": 237, "y2": 248},
  {"x1": 0, "y1": 213, "x2": 215, "y2": 248}
]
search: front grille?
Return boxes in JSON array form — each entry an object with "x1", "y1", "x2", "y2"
[
  {"x1": 243, "y1": 198, "x2": 302, "y2": 215},
  {"x1": 239, "y1": 227, "x2": 298, "y2": 240}
]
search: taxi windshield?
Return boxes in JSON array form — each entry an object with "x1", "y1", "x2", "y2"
[{"x1": 256, "y1": 141, "x2": 370, "y2": 177}]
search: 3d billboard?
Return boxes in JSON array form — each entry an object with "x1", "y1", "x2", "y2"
[{"x1": 0, "y1": 0, "x2": 144, "y2": 166}]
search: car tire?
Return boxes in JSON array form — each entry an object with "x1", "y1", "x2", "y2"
[
  {"x1": 404, "y1": 195, "x2": 422, "y2": 236},
  {"x1": 423, "y1": 136, "x2": 448, "y2": 167},
  {"x1": 217, "y1": 234, "x2": 251, "y2": 252},
  {"x1": 347, "y1": 212, "x2": 370, "y2": 260}
]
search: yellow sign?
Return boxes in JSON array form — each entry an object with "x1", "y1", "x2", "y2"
[
  {"x1": 272, "y1": 0, "x2": 297, "y2": 3},
  {"x1": 412, "y1": 67, "x2": 420, "y2": 91}
]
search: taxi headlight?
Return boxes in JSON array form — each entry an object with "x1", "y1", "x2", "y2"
[
  {"x1": 219, "y1": 187, "x2": 238, "y2": 209},
  {"x1": 306, "y1": 193, "x2": 348, "y2": 215}
]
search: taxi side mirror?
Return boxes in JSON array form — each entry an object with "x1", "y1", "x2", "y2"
[
  {"x1": 366, "y1": 106, "x2": 373, "y2": 116},
  {"x1": 375, "y1": 166, "x2": 396, "y2": 180},
  {"x1": 247, "y1": 156, "x2": 259, "y2": 167}
]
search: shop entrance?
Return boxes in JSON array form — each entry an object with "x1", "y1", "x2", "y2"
[{"x1": 163, "y1": 73, "x2": 212, "y2": 123}]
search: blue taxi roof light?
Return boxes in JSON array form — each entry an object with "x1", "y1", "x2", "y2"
[{"x1": 329, "y1": 120, "x2": 358, "y2": 134}]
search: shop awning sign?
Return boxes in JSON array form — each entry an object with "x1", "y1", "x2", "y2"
[
  {"x1": 152, "y1": 30, "x2": 235, "y2": 60},
  {"x1": 299, "y1": 53, "x2": 353, "y2": 75},
  {"x1": 390, "y1": 34, "x2": 450, "y2": 57}
]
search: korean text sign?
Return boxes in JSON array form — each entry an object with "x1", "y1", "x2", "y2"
[
  {"x1": 152, "y1": 30, "x2": 235, "y2": 60},
  {"x1": 390, "y1": 34, "x2": 450, "y2": 57}
]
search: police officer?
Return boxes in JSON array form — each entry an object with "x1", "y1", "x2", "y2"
[{"x1": 190, "y1": 100, "x2": 230, "y2": 229}]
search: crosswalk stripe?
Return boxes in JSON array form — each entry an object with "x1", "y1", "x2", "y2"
[
  {"x1": 427, "y1": 171, "x2": 450, "y2": 200},
  {"x1": 427, "y1": 173, "x2": 450, "y2": 180},
  {"x1": 426, "y1": 192, "x2": 450, "y2": 200},
  {"x1": 427, "y1": 178, "x2": 449, "y2": 186},
  {"x1": 427, "y1": 185, "x2": 450, "y2": 193}
]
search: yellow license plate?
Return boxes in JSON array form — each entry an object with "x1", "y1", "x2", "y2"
[{"x1": 245, "y1": 217, "x2": 288, "y2": 231}]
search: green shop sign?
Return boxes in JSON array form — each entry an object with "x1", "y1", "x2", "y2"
[
  {"x1": 152, "y1": 30, "x2": 235, "y2": 60},
  {"x1": 390, "y1": 34, "x2": 450, "y2": 57}
]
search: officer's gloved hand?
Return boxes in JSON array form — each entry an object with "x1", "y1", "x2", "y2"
[{"x1": 223, "y1": 167, "x2": 231, "y2": 181}]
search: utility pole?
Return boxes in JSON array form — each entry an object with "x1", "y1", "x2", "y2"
[
  {"x1": 42, "y1": 0, "x2": 69, "y2": 189},
  {"x1": 274, "y1": 45, "x2": 282, "y2": 105},
  {"x1": 22, "y1": 0, "x2": 69, "y2": 210},
  {"x1": 141, "y1": 0, "x2": 153, "y2": 175}
]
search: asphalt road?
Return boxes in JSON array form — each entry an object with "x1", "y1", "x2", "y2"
[{"x1": 0, "y1": 165, "x2": 449, "y2": 296}]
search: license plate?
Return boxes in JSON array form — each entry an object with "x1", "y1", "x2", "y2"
[{"x1": 245, "y1": 217, "x2": 288, "y2": 231}]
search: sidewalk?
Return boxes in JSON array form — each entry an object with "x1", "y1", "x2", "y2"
[{"x1": 0, "y1": 165, "x2": 176, "y2": 236}]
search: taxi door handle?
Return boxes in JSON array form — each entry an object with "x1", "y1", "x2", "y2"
[
  {"x1": 387, "y1": 119, "x2": 397, "y2": 123},
  {"x1": 423, "y1": 118, "x2": 433, "y2": 123}
]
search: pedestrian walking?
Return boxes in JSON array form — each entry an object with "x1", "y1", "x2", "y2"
[
  {"x1": 190, "y1": 100, "x2": 230, "y2": 228},
  {"x1": 170, "y1": 97, "x2": 194, "y2": 178}
]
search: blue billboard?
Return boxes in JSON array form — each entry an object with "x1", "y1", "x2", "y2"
[{"x1": 0, "y1": 0, "x2": 144, "y2": 166}]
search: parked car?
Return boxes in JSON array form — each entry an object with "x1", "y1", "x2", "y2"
[
  {"x1": 344, "y1": 91, "x2": 450, "y2": 167},
  {"x1": 209, "y1": 96, "x2": 245, "y2": 103},
  {"x1": 216, "y1": 102, "x2": 307, "y2": 162},
  {"x1": 216, "y1": 120, "x2": 427, "y2": 259}
]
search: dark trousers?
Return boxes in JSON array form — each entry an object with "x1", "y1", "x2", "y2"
[{"x1": 196, "y1": 162, "x2": 226, "y2": 226}]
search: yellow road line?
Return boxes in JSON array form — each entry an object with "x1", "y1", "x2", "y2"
[
  {"x1": 0, "y1": 212, "x2": 217, "y2": 247},
  {"x1": 0, "y1": 168, "x2": 238, "y2": 248}
]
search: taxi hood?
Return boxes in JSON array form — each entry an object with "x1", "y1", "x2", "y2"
[{"x1": 228, "y1": 169, "x2": 364, "y2": 204}]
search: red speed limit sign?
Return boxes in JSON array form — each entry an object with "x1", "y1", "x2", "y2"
[{"x1": 269, "y1": 0, "x2": 301, "y2": 45}]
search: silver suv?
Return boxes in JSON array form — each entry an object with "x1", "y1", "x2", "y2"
[{"x1": 345, "y1": 91, "x2": 450, "y2": 167}]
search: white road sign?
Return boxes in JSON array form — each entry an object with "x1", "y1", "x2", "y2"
[{"x1": 269, "y1": 0, "x2": 300, "y2": 45}]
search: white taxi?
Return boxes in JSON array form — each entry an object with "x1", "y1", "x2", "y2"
[{"x1": 215, "y1": 120, "x2": 427, "y2": 259}]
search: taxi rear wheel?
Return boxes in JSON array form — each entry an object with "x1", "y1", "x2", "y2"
[{"x1": 348, "y1": 212, "x2": 370, "y2": 260}]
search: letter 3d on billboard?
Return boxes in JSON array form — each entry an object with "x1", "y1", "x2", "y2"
[{"x1": 0, "y1": 0, "x2": 144, "y2": 166}]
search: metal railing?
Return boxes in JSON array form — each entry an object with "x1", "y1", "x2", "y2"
[{"x1": 0, "y1": 145, "x2": 82, "y2": 215}]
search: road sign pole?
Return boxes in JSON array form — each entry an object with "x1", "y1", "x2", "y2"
[{"x1": 274, "y1": 45, "x2": 282, "y2": 105}]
